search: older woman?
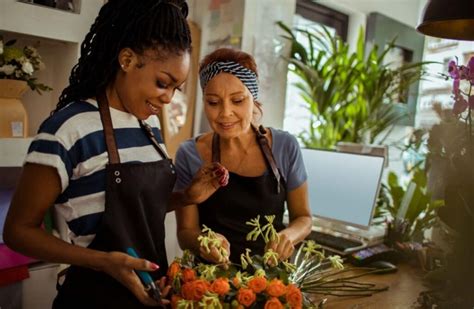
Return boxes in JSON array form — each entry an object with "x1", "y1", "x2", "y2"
[{"x1": 174, "y1": 48, "x2": 312, "y2": 264}]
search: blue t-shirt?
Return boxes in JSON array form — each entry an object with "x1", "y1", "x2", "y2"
[{"x1": 174, "y1": 128, "x2": 307, "y2": 192}]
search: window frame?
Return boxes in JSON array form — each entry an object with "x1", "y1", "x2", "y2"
[{"x1": 295, "y1": 0, "x2": 349, "y2": 41}]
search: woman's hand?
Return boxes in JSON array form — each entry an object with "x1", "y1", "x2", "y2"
[
  {"x1": 154, "y1": 276, "x2": 171, "y2": 306},
  {"x1": 185, "y1": 162, "x2": 229, "y2": 204},
  {"x1": 100, "y1": 251, "x2": 164, "y2": 306},
  {"x1": 199, "y1": 233, "x2": 230, "y2": 265},
  {"x1": 265, "y1": 233, "x2": 295, "y2": 266}
]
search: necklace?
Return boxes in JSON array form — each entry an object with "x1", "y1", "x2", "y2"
[{"x1": 221, "y1": 134, "x2": 256, "y2": 173}]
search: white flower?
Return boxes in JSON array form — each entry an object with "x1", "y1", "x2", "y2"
[
  {"x1": 0, "y1": 40, "x2": 3, "y2": 55},
  {"x1": 0, "y1": 64, "x2": 16, "y2": 75},
  {"x1": 328, "y1": 255, "x2": 344, "y2": 270},
  {"x1": 22, "y1": 61, "x2": 34, "y2": 75}
]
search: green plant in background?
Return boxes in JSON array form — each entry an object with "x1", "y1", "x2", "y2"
[
  {"x1": 379, "y1": 168, "x2": 444, "y2": 243},
  {"x1": 277, "y1": 22, "x2": 426, "y2": 149},
  {"x1": 373, "y1": 128, "x2": 443, "y2": 242}
]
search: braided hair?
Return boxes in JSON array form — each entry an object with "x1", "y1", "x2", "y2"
[{"x1": 54, "y1": 0, "x2": 191, "y2": 113}]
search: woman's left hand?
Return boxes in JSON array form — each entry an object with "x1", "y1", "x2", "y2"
[
  {"x1": 265, "y1": 232, "x2": 295, "y2": 265},
  {"x1": 185, "y1": 162, "x2": 229, "y2": 204},
  {"x1": 153, "y1": 276, "x2": 171, "y2": 306}
]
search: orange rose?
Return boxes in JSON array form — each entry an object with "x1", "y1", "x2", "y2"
[
  {"x1": 266, "y1": 279, "x2": 287, "y2": 297},
  {"x1": 286, "y1": 284, "x2": 303, "y2": 308},
  {"x1": 237, "y1": 288, "x2": 256, "y2": 307},
  {"x1": 167, "y1": 261, "x2": 181, "y2": 280},
  {"x1": 182, "y1": 268, "x2": 196, "y2": 282},
  {"x1": 181, "y1": 281, "x2": 194, "y2": 300},
  {"x1": 210, "y1": 277, "x2": 230, "y2": 296},
  {"x1": 171, "y1": 294, "x2": 182, "y2": 309},
  {"x1": 264, "y1": 297, "x2": 284, "y2": 309},
  {"x1": 181, "y1": 279, "x2": 209, "y2": 301},
  {"x1": 248, "y1": 276, "x2": 267, "y2": 293}
]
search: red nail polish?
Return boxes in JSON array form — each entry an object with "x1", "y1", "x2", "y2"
[{"x1": 150, "y1": 263, "x2": 160, "y2": 270}]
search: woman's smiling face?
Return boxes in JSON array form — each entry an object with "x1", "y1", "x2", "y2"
[
  {"x1": 203, "y1": 72, "x2": 255, "y2": 139},
  {"x1": 113, "y1": 48, "x2": 190, "y2": 120}
]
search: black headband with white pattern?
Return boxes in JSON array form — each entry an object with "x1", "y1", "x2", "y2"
[{"x1": 199, "y1": 61, "x2": 259, "y2": 100}]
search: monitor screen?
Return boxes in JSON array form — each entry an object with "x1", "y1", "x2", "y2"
[{"x1": 301, "y1": 148, "x2": 384, "y2": 229}]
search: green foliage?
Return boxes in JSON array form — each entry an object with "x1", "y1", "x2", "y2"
[
  {"x1": 277, "y1": 22, "x2": 426, "y2": 149},
  {"x1": 378, "y1": 168, "x2": 444, "y2": 242}
]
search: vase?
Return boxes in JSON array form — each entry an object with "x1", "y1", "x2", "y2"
[{"x1": 0, "y1": 79, "x2": 29, "y2": 138}]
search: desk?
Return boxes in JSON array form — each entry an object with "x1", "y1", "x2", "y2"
[{"x1": 313, "y1": 263, "x2": 425, "y2": 309}]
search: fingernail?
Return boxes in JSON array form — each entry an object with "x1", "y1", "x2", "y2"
[{"x1": 150, "y1": 263, "x2": 160, "y2": 270}]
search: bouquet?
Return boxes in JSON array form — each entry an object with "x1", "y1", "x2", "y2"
[
  {"x1": 0, "y1": 36, "x2": 52, "y2": 94},
  {"x1": 167, "y1": 216, "x2": 388, "y2": 308}
]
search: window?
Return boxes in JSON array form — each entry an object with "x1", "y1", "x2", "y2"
[
  {"x1": 283, "y1": 1, "x2": 348, "y2": 138},
  {"x1": 295, "y1": 0, "x2": 348, "y2": 40}
]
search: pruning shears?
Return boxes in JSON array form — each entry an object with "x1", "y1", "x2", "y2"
[{"x1": 126, "y1": 247, "x2": 164, "y2": 307}]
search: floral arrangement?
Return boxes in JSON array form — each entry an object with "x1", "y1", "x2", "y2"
[
  {"x1": 167, "y1": 216, "x2": 388, "y2": 308},
  {"x1": 449, "y1": 57, "x2": 474, "y2": 118},
  {"x1": 417, "y1": 56, "x2": 474, "y2": 308},
  {"x1": 428, "y1": 56, "x2": 474, "y2": 228},
  {"x1": 0, "y1": 36, "x2": 52, "y2": 94}
]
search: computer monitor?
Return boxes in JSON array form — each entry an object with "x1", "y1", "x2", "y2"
[{"x1": 301, "y1": 148, "x2": 385, "y2": 230}]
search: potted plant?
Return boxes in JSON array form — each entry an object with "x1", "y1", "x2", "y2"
[
  {"x1": 277, "y1": 22, "x2": 426, "y2": 149},
  {"x1": 418, "y1": 57, "x2": 474, "y2": 308},
  {"x1": 0, "y1": 36, "x2": 52, "y2": 137}
]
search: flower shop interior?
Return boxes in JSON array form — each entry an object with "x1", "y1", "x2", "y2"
[{"x1": 1, "y1": 0, "x2": 474, "y2": 308}]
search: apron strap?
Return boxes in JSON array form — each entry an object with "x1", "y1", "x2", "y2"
[
  {"x1": 211, "y1": 125, "x2": 281, "y2": 193},
  {"x1": 252, "y1": 125, "x2": 281, "y2": 194},
  {"x1": 97, "y1": 92, "x2": 120, "y2": 164},
  {"x1": 212, "y1": 132, "x2": 221, "y2": 163},
  {"x1": 139, "y1": 120, "x2": 170, "y2": 160}
]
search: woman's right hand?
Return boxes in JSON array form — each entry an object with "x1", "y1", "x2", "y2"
[
  {"x1": 100, "y1": 251, "x2": 166, "y2": 306},
  {"x1": 199, "y1": 233, "x2": 230, "y2": 265},
  {"x1": 185, "y1": 162, "x2": 229, "y2": 205}
]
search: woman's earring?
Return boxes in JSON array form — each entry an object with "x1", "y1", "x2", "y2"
[{"x1": 120, "y1": 63, "x2": 125, "y2": 70}]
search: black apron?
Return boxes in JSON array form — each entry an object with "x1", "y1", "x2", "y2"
[
  {"x1": 53, "y1": 94, "x2": 176, "y2": 308},
  {"x1": 198, "y1": 126, "x2": 287, "y2": 263}
]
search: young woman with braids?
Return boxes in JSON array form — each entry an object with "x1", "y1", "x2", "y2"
[
  {"x1": 174, "y1": 48, "x2": 312, "y2": 266},
  {"x1": 4, "y1": 1, "x2": 228, "y2": 307}
]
